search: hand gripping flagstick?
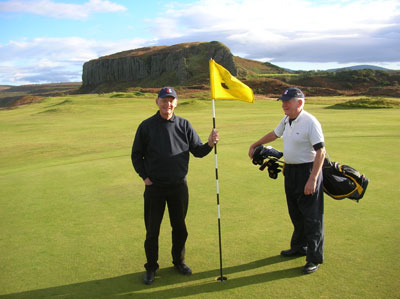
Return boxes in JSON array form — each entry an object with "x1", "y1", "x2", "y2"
[{"x1": 209, "y1": 59, "x2": 254, "y2": 282}]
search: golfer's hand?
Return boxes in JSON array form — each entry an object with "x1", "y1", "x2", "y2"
[
  {"x1": 248, "y1": 146, "x2": 255, "y2": 159},
  {"x1": 304, "y1": 177, "x2": 316, "y2": 195},
  {"x1": 208, "y1": 129, "x2": 219, "y2": 147},
  {"x1": 144, "y1": 177, "x2": 153, "y2": 186}
]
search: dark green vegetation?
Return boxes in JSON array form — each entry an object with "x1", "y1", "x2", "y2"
[
  {"x1": 289, "y1": 69, "x2": 400, "y2": 93},
  {"x1": 1, "y1": 93, "x2": 399, "y2": 298},
  {"x1": 246, "y1": 69, "x2": 400, "y2": 97},
  {"x1": 109, "y1": 91, "x2": 147, "y2": 98},
  {"x1": 328, "y1": 97, "x2": 400, "y2": 109}
]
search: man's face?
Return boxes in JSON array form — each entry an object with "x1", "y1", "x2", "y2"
[
  {"x1": 156, "y1": 96, "x2": 177, "y2": 120},
  {"x1": 282, "y1": 98, "x2": 302, "y2": 119}
]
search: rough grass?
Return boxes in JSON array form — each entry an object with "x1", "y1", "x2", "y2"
[
  {"x1": 109, "y1": 91, "x2": 148, "y2": 98},
  {"x1": 327, "y1": 97, "x2": 400, "y2": 109},
  {"x1": 1, "y1": 94, "x2": 399, "y2": 298}
]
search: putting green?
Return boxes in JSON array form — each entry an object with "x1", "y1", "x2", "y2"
[{"x1": 1, "y1": 94, "x2": 399, "y2": 298}]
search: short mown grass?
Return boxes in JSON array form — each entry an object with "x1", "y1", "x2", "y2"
[{"x1": 1, "y1": 93, "x2": 399, "y2": 298}]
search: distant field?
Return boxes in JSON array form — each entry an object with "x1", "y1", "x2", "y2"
[
  {"x1": 0, "y1": 93, "x2": 399, "y2": 298},
  {"x1": 252, "y1": 73, "x2": 300, "y2": 78},
  {"x1": 0, "y1": 83, "x2": 81, "y2": 108}
]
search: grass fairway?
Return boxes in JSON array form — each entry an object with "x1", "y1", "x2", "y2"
[{"x1": 1, "y1": 93, "x2": 399, "y2": 298}]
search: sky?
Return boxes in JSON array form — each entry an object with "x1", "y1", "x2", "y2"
[{"x1": 0, "y1": 0, "x2": 399, "y2": 85}]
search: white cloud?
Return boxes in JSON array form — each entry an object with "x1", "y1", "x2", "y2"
[
  {"x1": 0, "y1": 37, "x2": 148, "y2": 84},
  {"x1": 152, "y1": 0, "x2": 400, "y2": 66},
  {"x1": 0, "y1": 0, "x2": 126, "y2": 19},
  {"x1": 1, "y1": 0, "x2": 400, "y2": 84}
]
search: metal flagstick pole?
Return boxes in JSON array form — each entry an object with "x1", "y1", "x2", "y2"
[{"x1": 212, "y1": 99, "x2": 227, "y2": 282}]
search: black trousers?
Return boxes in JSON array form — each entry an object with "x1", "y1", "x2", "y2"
[
  {"x1": 143, "y1": 182, "x2": 189, "y2": 271},
  {"x1": 284, "y1": 163, "x2": 324, "y2": 264}
]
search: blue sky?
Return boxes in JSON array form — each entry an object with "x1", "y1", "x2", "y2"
[{"x1": 0, "y1": 0, "x2": 399, "y2": 85}]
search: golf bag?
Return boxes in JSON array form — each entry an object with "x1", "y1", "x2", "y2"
[
  {"x1": 322, "y1": 158, "x2": 369, "y2": 202},
  {"x1": 252, "y1": 145, "x2": 284, "y2": 179},
  {"x1": 252, "y1": 145, "x2": 369, "y2": 202}
]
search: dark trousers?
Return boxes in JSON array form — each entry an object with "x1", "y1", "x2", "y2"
[
  {"x1": 284, "y1": 163, "x2": 324, "y2": 264},
  {"x1": 143, "y1": 182, "x2": 189, "y2": 271}
]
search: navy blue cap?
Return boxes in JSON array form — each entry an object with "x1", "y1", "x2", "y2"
[
  {"x1": 278, "y1": 87, "x2": 304, "y2": 101},
  {"x1": 158, "y1": 87, "x2": 177, "y2": 99}
]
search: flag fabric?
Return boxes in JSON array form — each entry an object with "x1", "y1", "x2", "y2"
[{"x1": 209, "y1": 59, "x2": 254, "y2": 103}]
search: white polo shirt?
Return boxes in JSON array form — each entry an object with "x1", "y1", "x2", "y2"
[{"x1": 274, "y1": 110, "x2": 324, "y2": 164}]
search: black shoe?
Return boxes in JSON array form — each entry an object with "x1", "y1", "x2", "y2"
[
  {"x1": 174, "y1": 263, "x2": 192, "y2": 275},
  {"x1": 303, "y1": 262, "x2": 319, "y2": 274},
  {"x1": 143, "y1": 270, "x2": 156, "y2": 285},
  {"x1": 280, "y1": 248, "x2": 307, "y2": 257}
]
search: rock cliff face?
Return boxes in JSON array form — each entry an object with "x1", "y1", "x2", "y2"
[{"x1": 82, "y1": 41, "x2": 236, "y2": 88}]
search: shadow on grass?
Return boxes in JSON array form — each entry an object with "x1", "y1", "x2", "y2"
[{"x1": 1, "y1": 255, "x2": 302, "y2": 298}]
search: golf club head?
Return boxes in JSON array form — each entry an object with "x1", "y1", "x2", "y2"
[
  {"x1": 252, "y1": 145, "x2": 283, "y2": 165},
  {"x1": 252, "y1": 145, "x2": 266, "y2": 165},
  {"x1": 265, "y1": 146, "x2": 283, "y2": 159}
]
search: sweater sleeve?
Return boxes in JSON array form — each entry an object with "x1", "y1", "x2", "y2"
[
  {"x1": 187, "y1": 121, "x2": 213, "y2": 158},
  {"x1": 131, "y1": 123, "x2": 147, "y2": 180}
]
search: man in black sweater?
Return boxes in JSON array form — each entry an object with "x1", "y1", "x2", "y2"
[{"x1": 131, "y1": 87, "x2": 219, "y2": 285}]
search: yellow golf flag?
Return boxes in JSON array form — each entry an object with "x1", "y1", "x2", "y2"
[{"x1": 209, "y1": 59, "x2": 254, "y2": 103}]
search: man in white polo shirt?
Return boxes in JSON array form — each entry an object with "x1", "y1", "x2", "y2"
[{"x1": 249, "y1": 87, "x2": 325, "y2": 274}]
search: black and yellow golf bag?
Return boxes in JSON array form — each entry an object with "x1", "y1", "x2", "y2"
[
  {"x1": 322, "y1": 158, "x2": 369, "y2": 202},
  {"x1": 252, "y1": 145, "x2": 369, "y2": 202}
]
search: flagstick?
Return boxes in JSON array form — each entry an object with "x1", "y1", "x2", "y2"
[{"x1": 212, "y1": 99, "x2": 227, "y2": 282}]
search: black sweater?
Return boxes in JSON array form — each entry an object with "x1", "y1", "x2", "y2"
[{"x1": 131, "y1": 111, "x2": 212, "y2": 185}]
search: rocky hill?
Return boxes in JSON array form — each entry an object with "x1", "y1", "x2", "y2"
[{"x1": 81, "y1": 41, "x2": 246, "y2": 91}]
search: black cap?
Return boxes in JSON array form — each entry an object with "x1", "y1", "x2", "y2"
[
  {"x1": 158, "y1": 87, "x2": 177, "y2": 99},
  {"x1": 278, "y1": 87, "x2": 304, "y2": 101}
]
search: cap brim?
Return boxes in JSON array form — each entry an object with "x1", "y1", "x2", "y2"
[{"x1": 277, "y1": 95, "x2": 292, "y2": 101}]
